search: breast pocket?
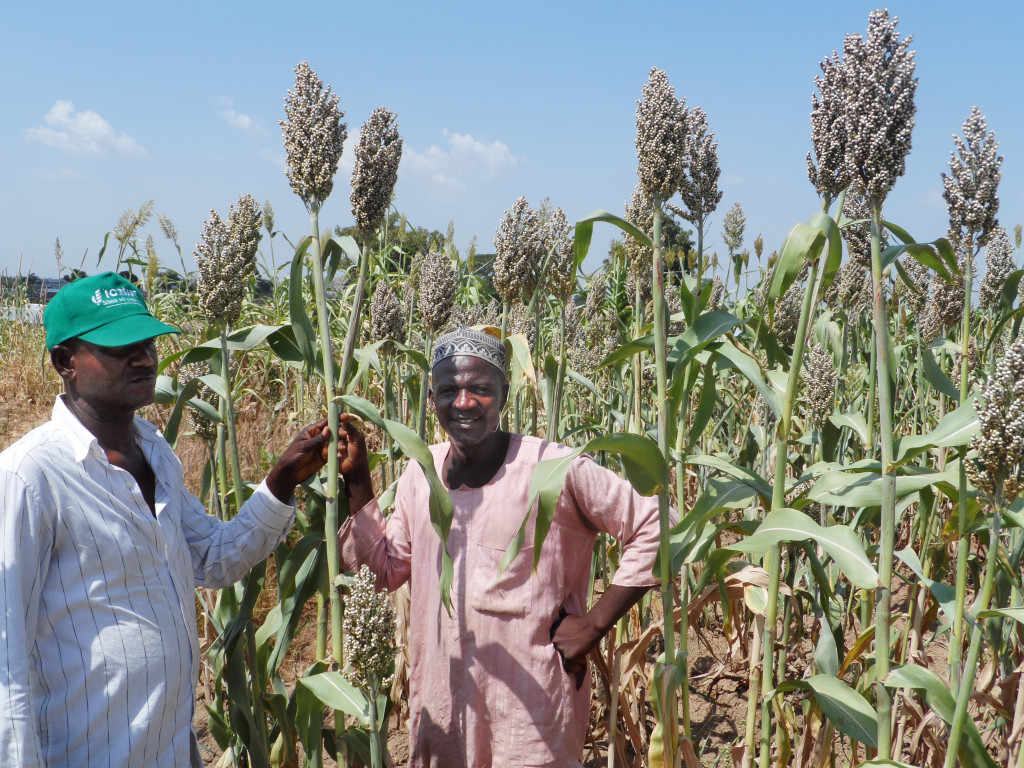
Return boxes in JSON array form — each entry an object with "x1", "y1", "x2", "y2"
[{"x1": 470, "y1": 542, "x2": 534, "y2": 616}]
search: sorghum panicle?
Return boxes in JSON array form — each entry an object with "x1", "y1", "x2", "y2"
[
  {"x1": 493, "y1": 197, "x2": 544, "y2": 304},
  {"x1": 804, "y1": 344, "x2": 838, "y2": 429},
  {"x1": 676, "y1": 106, "x2": 723, "y2": 225},
  {"x1": 942, "y1": 106, "x2": 1003, "y2": 251},
  {"x1": 417, "y1": 250, "x2": 457, "y2": 335},
  {"x1": 635, "y1": 67, "x2": 688, "y2": 204},
  {"x1": 544, "y1": 207, "x2": 575, "y2": 303},
  {"x1": 808, "y1": 49, "x2": 852, "y2": 200},
  {"x1": 930, "y1": 256, "x2": 966, "y2": 329},
  {"x1": 841, "y1": 9, "x2": 917, "y2": 203},
  {"x1": 351, "y1": 107, "x2": 403, "y2": 235},
  {"x1": 899, "y1": 256, "x2": 930, "y2": 315},
  {"x1": 343, "y1": 565, "x2": 397, "y2": 691},
  {"x1": 624, "y1": 186, "x2": 654, "y2": 302},
  {"x1": 841, "y1": 190, "x2": 873, "y2": 267},
  {"x1": 967, "y1": 336, "x2": 1024, "y2": 504},
  {"x1": 980, "y1": 226, "x2": 1014, "y2": 311},
  {"x1": 194, "y1": 195, "x2": 262, "y2": 328},
  {"x1": 370, "y1": 281, "x2": 406, "y2": 351},
  {"x1": 280, "y1": 61, "x2": 348, "y2": 211}
]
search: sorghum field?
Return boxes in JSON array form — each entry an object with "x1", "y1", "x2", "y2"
[{"x1": 3, "y1": 10, "x2": 1024, "y2": 768}]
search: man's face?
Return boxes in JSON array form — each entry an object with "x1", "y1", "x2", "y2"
[
  {"x1": 56, "y1": 338, "x2": 160, "y2": 414},
  {"x1": 429, "y1": 355, "x2": 508, "y2": 450}
]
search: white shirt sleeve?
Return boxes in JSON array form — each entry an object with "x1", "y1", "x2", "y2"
[
  {"x1": 0, "y1": 469, "x2": 50, "y2": 768},
  {"x1": 177, "y1": 479, "x2": 296, "y2": 589}
]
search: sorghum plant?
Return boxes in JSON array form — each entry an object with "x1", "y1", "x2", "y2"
[
  {"x1": 946, "y1": 336, "x2": 1024, "y2": 767},
  {"x1": 941, "y1": 106, "x2": 1003, "y2": 683},
  {"x1": 281, "y1": 60, "x2": 348, "y2": 709},
  {"x1": 836, "y1": 11, "x2": 917, "y2": 752}
]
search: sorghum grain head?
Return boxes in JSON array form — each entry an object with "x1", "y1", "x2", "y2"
[
  {"x1": 841, "y1": 10, "x2": 917, "y2": 203},
  {"x1": 370, "y1": 281, "x2": 406, "y2": 352},
  {"x1": 676, "y1": 106, "x2": 722, "y2": 225},
  {"x1": 803, "y1": 344, "x2": 838, "y2": 429},
  {"x1": 942, "y1": 106, "x2": 1002, "y2": 251},
  {"x1": 808, "y1": 49, "x2": 852, "y2": 201},
  {"x1": 350, "y1": 107, "x2": 403, "y2": 235},
  {"x1": 841, "y1": 190, "x2": 873, "y2": 267},
  {"x1": 280, "y1": 62, "x2": 347, "y2": 212},
  {"x1": 417, "y1": 249, "x2": 456, "y2": 335},
  {"x1": 343, "y1": 565, "x2": 397, "y2": 691},
  {"x1": 544, "y1": 206, "x2": 576, "y2": 302},
  {"x1": 635, "y1": 67, "x2": 688, "y2": 204},
  {"x1": 966, "y1": 335, "x2": 1024, "y2": 504},
  {"x1": 493, "y1": 197, "x2": 543, "y2": 304},
  {"x1": 981, "y1": 225, "x2": 1013, "y2": 311},
  {"x1": 930, "y1": 254, "x2": 965, "y2": 328},
  {"x1": 194, "y1": 195, "x2": 262, "y2": 328}
]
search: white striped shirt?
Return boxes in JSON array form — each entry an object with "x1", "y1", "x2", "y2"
[{"x1": 0, "y1": 397, "x2": 296, "y2": 767}]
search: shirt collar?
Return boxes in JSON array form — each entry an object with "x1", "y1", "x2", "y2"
[
  {"x1": 51, "y1": 395, "x2": 159, "y2": 464},
  {"x1": 52, "y1": 395, "x2": 102, "y2": 463}
]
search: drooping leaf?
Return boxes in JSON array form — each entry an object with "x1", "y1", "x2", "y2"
[
  {"x1": 298, "y1": 672, "x2": 369, "y2": 725},
  {"x1": 338, "y1": 395, "x2": 455, "y2": 612},
  {"x1": 730, "y1": 508, "x2": 879, "y2": 589},
  {"x1": 773, "y1": 674, "x2": 877, "y2": 747}
]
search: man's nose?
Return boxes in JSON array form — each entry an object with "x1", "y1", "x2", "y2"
[
  {"x1": 129, "y1": 341, "x2": 158, "y2": 366},
  {"x1": 453, "y1": 389, "x2": 472, "y2": 408}
]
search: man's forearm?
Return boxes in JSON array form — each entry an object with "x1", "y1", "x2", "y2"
[{"x1": 586, "y1": 583, "x2": 652, "y2": 637}]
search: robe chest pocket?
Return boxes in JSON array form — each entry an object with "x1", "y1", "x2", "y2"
[{"x1": 470, "y1": 543, "x2": 534, "y2": 616}]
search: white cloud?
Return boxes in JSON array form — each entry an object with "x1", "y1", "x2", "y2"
[
  {"x1": 26, "y1": 101, "x2": 145, "y2": 157},
  {"x1": 404, "y1": 130, "x2": 518, "y2": 197},
  {"x1": 215, "y1": 96, "x2": 267, "y2": 136}
]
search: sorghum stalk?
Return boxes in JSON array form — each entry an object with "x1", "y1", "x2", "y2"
[
  {"x1": 650, "y1": 204, "x2": 679, "y2": 765},
  {"x1": 307, "y1": 207, "x2": 344, "y2": 671},
  {"x1": 758, "y1": 257, "x2": 819, "y2": 768},
  {"x1": 944, "y1": 501, "x2": 1002, "y2": 767},
  {"x1": 868, "y1": 197, "x2": 896, "y2": 756}
]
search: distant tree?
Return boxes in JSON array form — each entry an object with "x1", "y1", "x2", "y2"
[{"x1": 335, "y1": 211, "x2": 445, "y2": 274}]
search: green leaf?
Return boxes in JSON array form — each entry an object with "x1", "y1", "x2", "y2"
[
  {"x1": 809, "y1": 466, "x2": 959, "y2": 507},
  {"x1": 288, "y1": 238, "x2": 317, "y2": 367},
  {"x1": 687, "y1": 454, "x2": 773, "y2": 506},
  {"x1": 503, "y1": 433, "x2": 668, "y2": 573},
  {"x1": 294, "y1": 662, "x2": 329, "y2": 767},
  {"x1": 808, "y1": 212, "x2": 843, "y2": 280},
  {"x1": 575, "y1": 209, "x2": 652, "y2": 250},
  {"x1": 829, "y1": 412, "x2": 870, "y2": 447},
  {"x1": 587, "y1": 433, "x2": 669, "y2": 496},
  {"x1": 772, "y1": 674, "x2": 877, "y2": 747},
  {"x1": 768, "y1": 222, "x2": 824, "y2": 302},
  {"x1": 922, "y1": 347, "x2": 959, "y2": 401},
  {"x1": 599, "y1": 335, "x2": 656, "y2": 368},
  {"x1": 298, "y1": 672, "x2": 369, "y2": 725},
  {"x1": 893, "y1": 399, "x2": 978, "y2": 464},
  {"x1": 687, "y1": 358, "x2": 717, "y2": 444},
  {"x1": 895, "y1": 548, "x2": 958, "y2": 627},
  {"x1": 338, "y1": 395, "x2": 455, "y2": 612},
  {"x1": 731, "y1": 508, "x2": 879, "y2": 589},
  {"x1": 713, "y1": 341, "x2": 780, "y2": 419},
  {"x1": 162, "y1": 375, "x2": 201, "y2": 447},
  {"x1": 977, "y1": 607, "x2": 1024, "y2": 625},
  {"x1": 999, "y1": 268, "x2": 1023, "y2": 314}
]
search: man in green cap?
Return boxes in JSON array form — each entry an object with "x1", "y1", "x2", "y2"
[{"x1": 0, "y1": 272, "x2": 335, "y2": 768}]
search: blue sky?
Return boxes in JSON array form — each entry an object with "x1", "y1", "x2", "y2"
[{"x1": 2, "y1": 1, "x2": 1021, "y2": 280}]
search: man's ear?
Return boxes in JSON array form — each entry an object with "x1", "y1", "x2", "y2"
[{"x1": 50, "y1": 344, "x2": 75, "y2": 382}]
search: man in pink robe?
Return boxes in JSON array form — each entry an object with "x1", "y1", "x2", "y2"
[{"x1": 338, "y1": 327, "x2": 662, "y2": 767}]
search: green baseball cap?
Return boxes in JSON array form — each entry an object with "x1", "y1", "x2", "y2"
[{"x1": 44, "y1": 272, "x2": 181, "y2": 350}]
